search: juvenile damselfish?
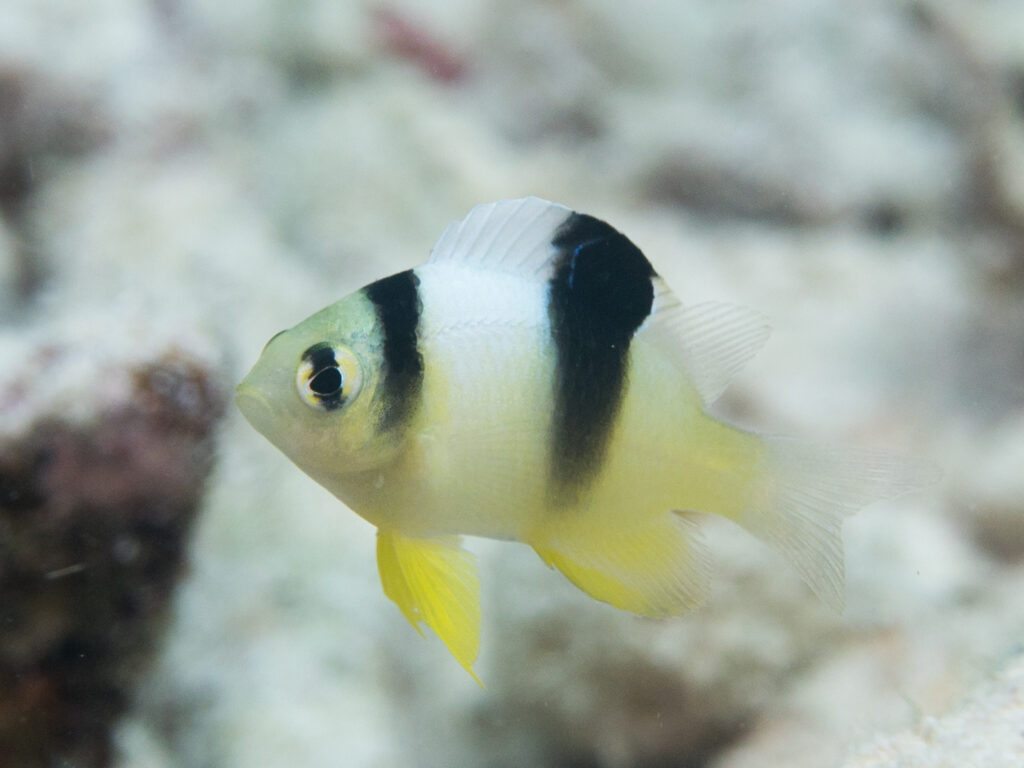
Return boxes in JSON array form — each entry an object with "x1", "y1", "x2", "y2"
[{"x1": 236, "y1": 197, "x2": 931, "y2": 681}]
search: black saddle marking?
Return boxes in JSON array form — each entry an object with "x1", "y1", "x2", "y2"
[{"x1": 547, "y1": 212, "x2": 656, "y2": 501}]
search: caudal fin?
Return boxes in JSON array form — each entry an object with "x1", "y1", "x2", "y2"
[{"x1": 736, "y1": 438, "x2": 940, "y2": 611}]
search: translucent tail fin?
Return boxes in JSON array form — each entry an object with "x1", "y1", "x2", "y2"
[{"x1": 736, "y1": 438, "x2": 940, "y2": 611}]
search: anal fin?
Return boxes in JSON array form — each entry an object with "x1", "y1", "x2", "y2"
[
  {"x1": 376, "y1": 530, "x2": 482, "y2": 685},
  {"x1": 531, "y1": 513, "x2": 710, "y2": 617}
]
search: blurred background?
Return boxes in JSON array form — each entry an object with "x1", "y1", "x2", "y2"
[{"x1": 2, "y1": 1, "x2": 1023, "y2": 766}]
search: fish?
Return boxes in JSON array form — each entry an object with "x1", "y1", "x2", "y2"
[{"x1": 235, "y1": 197, "x2": 935, "y2": 682}]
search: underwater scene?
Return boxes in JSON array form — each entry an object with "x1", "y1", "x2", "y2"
[{"x1": 1, "y1": 1, "x2": 1023, "y2": 767}]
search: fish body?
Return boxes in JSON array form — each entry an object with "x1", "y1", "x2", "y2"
[{"x1": 237, "y1": 198, "x2": 931, "y2": 680}]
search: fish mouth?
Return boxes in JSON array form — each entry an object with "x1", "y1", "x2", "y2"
[{"x1": 234, "y1": 382, "x2": 275, "y2": 435}]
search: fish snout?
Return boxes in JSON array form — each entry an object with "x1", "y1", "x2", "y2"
[{"x1": 234, "y1": 381, "x2": 275, "y2": 434}]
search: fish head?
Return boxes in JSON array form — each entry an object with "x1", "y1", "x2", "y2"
[{"x1": 236, "y1": 290, "x2": 400, "y2": 478}]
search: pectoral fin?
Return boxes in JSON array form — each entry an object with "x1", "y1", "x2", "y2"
[
  {"x1": 376, "y1": 530, "x2": 482, "y2": 684},
  {"x1": 531, "y1": 512, "x2": 710, "y2": 617}
]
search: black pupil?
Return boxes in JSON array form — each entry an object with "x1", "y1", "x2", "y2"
[{"x1": 309, "y1": 366, "x2": 342, "y2": 396}]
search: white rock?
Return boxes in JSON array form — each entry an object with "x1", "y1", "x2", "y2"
[{"x1": 842, "y1": 653, "x2": 1024, "y2": 768}]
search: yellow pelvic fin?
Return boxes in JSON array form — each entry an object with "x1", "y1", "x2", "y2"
[
  {"x1": 375, "y1": 530, "x2": 482, "y2": 685},
  {"x1": 531, "y1": 512, "x2": 710, "y2": 617}
]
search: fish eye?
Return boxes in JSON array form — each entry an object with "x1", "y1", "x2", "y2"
[
  {"x1": 296, "y1": 343, "x2": 362, "y2": 411},
  {"x1": 309, "y1": 367, "x2": 342, "y2": 396}
]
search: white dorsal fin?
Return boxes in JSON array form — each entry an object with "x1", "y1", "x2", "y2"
[
  {"x1": 646, "y1": 297, "x2": 771, "y2": 407},
  {"x1": 428, "y1": 197, "x2": 572, "y2": 276},
  {"x1": 432, "y1": 199, "x2": 770, "y2": 405}
]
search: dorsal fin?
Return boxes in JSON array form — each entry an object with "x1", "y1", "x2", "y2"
[
  {"x1": 427, "y1": 197, "x2": 572, "y2": 276},
  {"x1": 431, "y1": 198, "x2": 769, "y2": 406},
  {"x1": 645, "y1": 295, "x2": 771, "y2": 407}
]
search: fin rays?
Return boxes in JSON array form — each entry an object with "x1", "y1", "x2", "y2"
[
  {"x1": 646, "y1": 299, "x2": 771, "y2": 406},
  {"x1": 427, "y1": 197, "x2": 571, "y2": 277},
  {"x1": 376, "y1": 531, "x2": 483, "y2": 684},
  {"x1": 739, "y1": 439, "x2": 940, "y2": 610},
  {"x1": 532, "y1": 513, "x2": 710, "y2": 617}
]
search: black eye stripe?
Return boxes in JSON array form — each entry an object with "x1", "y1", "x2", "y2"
[
  {"x1": 362, "y1": 269, "x2": 424, "y2": 433},
  {"x1": 302, "y1": 343, "x2": 338, "y2": 372}
]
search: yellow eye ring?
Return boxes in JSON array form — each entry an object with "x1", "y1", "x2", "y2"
[{"x1": 296, "y1": 344, "x2": 362, "y2": 410}]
